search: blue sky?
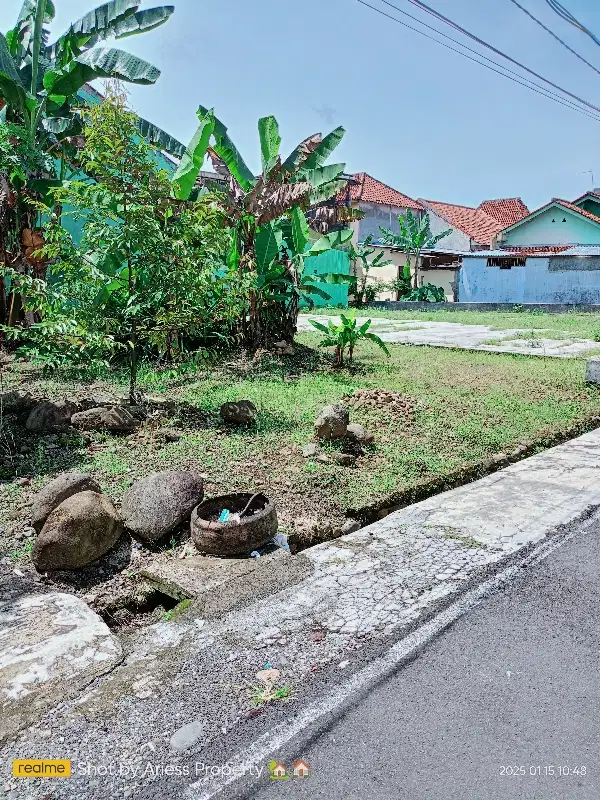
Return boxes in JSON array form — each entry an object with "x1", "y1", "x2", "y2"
[{"x1": 2, "y1": 0, "x2": 600, "y2": 209}]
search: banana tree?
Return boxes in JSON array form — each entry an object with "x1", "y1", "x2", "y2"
[
  {"x1": 348, "y1": 234, "x2": 392, "y2": 306},
  {"x1": 379, "y1": 210, "x2": 451, "y2": 289},
  {"x1": 309, "y1": 312, "x2": 390, "y2": 367},
  {"x1": 170, "y1": 106, "x2": 355, "y2": 347},
  {"x1": 0, "y1": 0, "x2": 174, "y2": 326}
]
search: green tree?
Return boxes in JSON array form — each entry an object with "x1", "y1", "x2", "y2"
[
  {"x1": 348, "y1": 234, "x2": 392, "y2": 307},
  {"x1": 46, "y1": 89, "x2": 240, "y2": 399},
  {"x1": 170, "y1": 107, "x2": 357, "y2": 348},
  {"x1": 379, "y1": 210, "x2": 451, "y2": 289}
]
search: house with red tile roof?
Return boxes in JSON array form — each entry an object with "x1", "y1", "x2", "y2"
[
  {"x1": 418, "y1": 197, "x2": 530, "y2": 250},
  {"x1": 458, "y1": 192, "x2": 600, "y2": 304}
]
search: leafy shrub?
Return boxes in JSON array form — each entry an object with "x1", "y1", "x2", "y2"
[
  {"x1": 309, "y1": 312, "x2": 390, "y2": 366},
  {"x1": 402, "y1": 284, "x2": 446, "y2": 303}
]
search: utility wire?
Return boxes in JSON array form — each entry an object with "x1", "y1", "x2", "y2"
[
  {"x1": 544, "y1": 0, "x2": 600, "y2": 48},
  {"x1": 354, "y1": 0, "x2": 600, "y2": 123},
  {"x1": 392, "y1": 0, "x2": 600, "y2": 114},
  {"x1": 508, "y1": 0, "x2": 600, "y2": 77}
]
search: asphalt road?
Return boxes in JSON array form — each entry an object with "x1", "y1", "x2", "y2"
[{"x1": 247, "y1": 517, "x2": 600, "y2": 800}]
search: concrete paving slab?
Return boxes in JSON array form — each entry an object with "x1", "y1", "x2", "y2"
[{"x1": 297, "y1": 314, "x2": 599, "y2": 358}]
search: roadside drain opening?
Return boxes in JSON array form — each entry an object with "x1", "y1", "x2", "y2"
[{"x1": 99, "y1": 587, "x2": 181, "y2": 630}]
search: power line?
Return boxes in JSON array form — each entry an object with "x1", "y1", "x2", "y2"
[
  {"x1": 353, "y1": 0, "x2": 600, "y2": 123},
  {"x1": 508, "y1": 0, "x2": 600, "y2": 77},
  {"x1": 356, "y1": 0, "x2": 600, "y2": 120},
  {"x1": 394, "y1": 0, "x2": 600, "y2": 114},
  {"x1": 544, "y1": 0, "x2": 600, "y2": 48}
]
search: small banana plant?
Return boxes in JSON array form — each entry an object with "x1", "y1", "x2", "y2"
[{"x1": 309, "y1": 312, "x2": 390, "y2": 366}]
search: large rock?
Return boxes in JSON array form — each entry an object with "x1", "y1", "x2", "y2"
[
  {"x1": 585, "y1": 356, "x2": 600, "y2": 384},
  {"x1": 32, "y1": 491, "x2": 123, "y2": 571},
  {"x1": 31, "y1": 470, "x2": 101, "y2": 533},
  {"x1": 71, "y1": 405, "x2": 137, "y2": 432},
  {"x1": 0, "y1": 592, "x2": 121, "y2": 744},
  {"x1": 121, "y1": 470, "x2": 204, "y2": 542},
  {"x1": 0, "y1": 390, "x2": 35, "y2": 414},
  {"x1": 220, "y1": 400, "x2": 257, "y2": 426},
  {"x1": 25, "y1": 399, "x2": 77, "y2": 433},
  {"x1": 346, "y1": 422, "x2": 374, "y2": 445},
  {"x1": 314, "y1": 403, "x2": 349, "y2": 440}
]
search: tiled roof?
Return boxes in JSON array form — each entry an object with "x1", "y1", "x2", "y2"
[
  {"x1": 477, "y1": 197, "x2": 529, "y2": 227},
  {"x1": 572, "y1": 190, "x2": 600, "y2": 205},
  {"x1": 551, "y1": 198, "x2": 600, "y2": 225},
  {"x1": 463, "y1": 245, "x2": 600, "y2": 257},
  {"x1": 420, "y1": 199, "x2": 505, "y2": 246},
  {"x1": 340, "y1": 173, "x2": 422, "y2": 210}
]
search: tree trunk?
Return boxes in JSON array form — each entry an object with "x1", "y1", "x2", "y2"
[
  {"x1": 412, "y1": 254, "x2": 419, "y2": 289},
  {"x1": 129, "y1": 317, "x2": 137, "y2": 405}
]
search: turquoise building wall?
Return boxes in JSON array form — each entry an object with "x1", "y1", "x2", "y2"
[{"x1": 500, "y1": 208, "x2": 600, "y2": 246}]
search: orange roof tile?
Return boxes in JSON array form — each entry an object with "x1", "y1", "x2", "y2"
[
  {"x1": 340, "y1": 173, "x2": 422, "y2": 210},
  {"x1": 420, "y1": 199, "x2": 504, "y2": 246},
  {"x1": 477, "y1": 198, "x2": 529, "y2": 227},
  {"x1": 551, "y1": 198, "x2": 600, "y2": 224}
]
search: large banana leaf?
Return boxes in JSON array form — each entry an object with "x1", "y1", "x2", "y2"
[
  {"x1": 63, "y1": 0, "x2": 139, "y2": 37},
  {"x1": 299, "y1": 162, "x2": 345, "y2": 189},
  {"x1": 137, "y1": 116, "x2": 186, "y2": 158},
  {"x1": 308, "y1": 228, "x2": 353, "y2": 257},
  {"x1": 302, "y1": 127, "x2": 345, "y2": 171},
  {"x1": 309, "y1": 178, "x2": 346, "y2": 206},
  {"x1": 47, "y1": 4, "x2": 174, "y2": 61},
  {"x1": 255, "y1": 222, "x2": 282, "y2": 271},
  {"x1": 281, "y1": 133, "x2": 322, "y2": 175},
  {"x1": 0, "y1": 32, "x2": 29, "y2": 112},
  {"x1": 198, "y1": 104, "x2": 254, "y2": 191},
  {"x1": 44, "y1": 47, "x2": 160, "y2": 95},
  {"x1": 256, "y1": 182, "x2": 312, "y2": 226},
  {"x1": 171, "y1": 108, "x2": 215, "y2": 200},
  {"x1": 291, "y1": 206, "x2": 310, "y2": 255},
  {"x1": 258, "y1": 115, "x2": 281, "y2": 174}
]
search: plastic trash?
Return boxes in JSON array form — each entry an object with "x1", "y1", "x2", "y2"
[
  {"x1": 272, "y1": 532, "x2": 291, "y2": 553},
  {"x1": 250, "y1": 550, "x2": 261, "y2": 558},
  {"x1": 218, "y1": 509, "x2": 231, "y2": 523}
]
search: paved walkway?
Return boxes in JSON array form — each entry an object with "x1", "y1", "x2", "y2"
[
  {"x1": 297, "y1": 314, "x2": 599, "y2": 358},
  {"x1": 250, "y1": 513, "x2": 600, "y2": 800},
  {"x1": 4, "y1": 429, "x2": 600, "y2": 799}
]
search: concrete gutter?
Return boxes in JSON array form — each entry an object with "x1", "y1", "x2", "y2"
[
  {"x1": 369, "y1": 300, "x2": 600, "y2": 313},
  {"x1": 3, "y1": 429, "x2": 600, "y2": 799}
]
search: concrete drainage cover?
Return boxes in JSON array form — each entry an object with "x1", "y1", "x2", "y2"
[{"x1": 0, "y1": 592, "x2": 122, "y2": 744}]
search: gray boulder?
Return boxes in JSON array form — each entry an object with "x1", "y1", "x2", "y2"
[
  {"x1": 32, "y1": 491, "x2": 123, "y2": 571},
  {"x1": 121, "y1": 470, "x2": 204, "y2": 542},
  {"x1": 71, "y1": 406, "x2": 137, "y2": 432},
  {"x1": 26, "y1": 400, "x2": 77, "y2": 433},
  {"x1": 346, "y1": 422, "x2": 374, "y2": 445},
  {"x1": 302, "y1": 442, "x2": 321, "y2": 458},
  {"x1": 0, "y1": 390, "x2": 35, "y2": 414},
  {"x1": 31, "y1": 471, "x2": 101, "y2": 533},
  {"x1": 314, "y1": 403, "x2": 349, "y2": 440},
  {"x1": 220, "y1": 400, "x2": 257, "y2": 426}
]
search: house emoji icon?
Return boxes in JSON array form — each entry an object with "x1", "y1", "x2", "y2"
[
  {"x1": 269, "y1": 761, "x2": 289, "y2": 780},
  {"x1": 293, "y1": 759, "x2": 312, "y2": 778}
]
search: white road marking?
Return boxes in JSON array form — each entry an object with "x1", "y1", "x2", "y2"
[{"x1": 186, "y1": 523, "x2": 581, "y2": 800}]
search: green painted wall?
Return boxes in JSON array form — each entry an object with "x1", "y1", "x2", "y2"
[
  {"x1": 301, "y1": 248, "x2": 350, "y2": 308},
  {"x1": 501, "y1": 206, "x2": 600, "y2": 246}
]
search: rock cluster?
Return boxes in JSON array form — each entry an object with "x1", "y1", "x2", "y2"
[
  {"x1": 305, "y1": 402, "x2": 375, "y2": 466},
  {"x1": 29, "y1": 468, "x2": 204, "y2": 570},
  {"x1": 220, "y1": 400, "x2": 257, "y2": 426}
]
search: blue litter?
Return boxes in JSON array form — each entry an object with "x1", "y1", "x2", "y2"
[
  {"x1": 218, "y1": 509, "x2": 231, "y2": 523},
  {"x1": 273, "y1": 533, "x2": 291, "y2": 553},
  {"x1": 250, "y1": 550, "x2": 261, "y2": 558}
]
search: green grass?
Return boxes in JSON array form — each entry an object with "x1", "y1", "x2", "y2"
[
  {"x1": 3, "y1": 336, "x2": 600, "y2": 539},
  {"x1": 316, "y1": 305, "x2": 600, "y2": 340}
]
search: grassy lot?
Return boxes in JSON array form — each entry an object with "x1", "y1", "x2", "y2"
[
  {"x1": 318, "y1": 306, "x2": 600, "y2": 340},
  {"x1": 3, "y1": 334, "x2": 600, "y2": 561}
]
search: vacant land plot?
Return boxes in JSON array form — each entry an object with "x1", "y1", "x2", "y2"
[{"x1": 321, "y1": 306, "x2": 600, "y2": 340}]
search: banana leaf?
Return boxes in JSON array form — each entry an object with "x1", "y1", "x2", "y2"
[
  {"x1": 291, "y1": 206, "x2": 310, "y2": 255},
  {"x1": 44, "y1": 47, "x2": 160, "y2": 95},
  {"x1": 255, "y1": 222, "x2": 282, "y2": 271},
  {"x1": 137, "y1": 116, "x2": 186, "y2": 158},
  {"x1": 258, "y1": 115, "x2": 281, "y2": 174},
  {"x1": 198, "y1": 104, "x2": 254, "y2": 191},
  {"x1": 171, "y1": 108, "x2": 214, "y2": 200},
  {"x1": 0, "y1": 32, "x2": 29, "y2": 112},
  {"x1": 302, "y1": 126, "x2": 345, "y2": 171}
]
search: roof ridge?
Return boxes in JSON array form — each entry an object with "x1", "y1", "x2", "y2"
[
  {"x1": 356, "y1": 173, "x2": 421, "y2": 206},
  {"x1": 420, "y1": 198, "x2": 478, "y2": 210}
]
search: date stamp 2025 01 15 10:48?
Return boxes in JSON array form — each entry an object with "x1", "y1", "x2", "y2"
[{"x1": 499, "y1": 765, "x2": 588, "y2": 778}]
